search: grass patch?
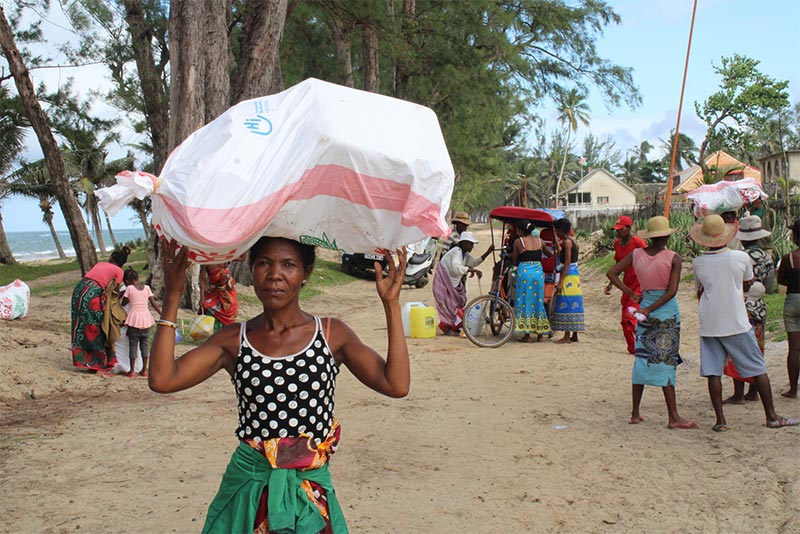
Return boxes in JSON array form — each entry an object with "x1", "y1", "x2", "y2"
[
  {"x1": 31, "y1": 280, "x2": 79, "y2": 297},
  {"x1": 0, "y1": 260, "x2": 80, "y2": 286},
  {"x1": 584, "y1": 252, "x2": 615, "y2": 274},
  {"x1": 301, "y1": 258, "x2": 354, "y2": 300},
  {"x1": 0, "y1": 247, "x2": 150, "y2": 287},
  {"x1": 765, "y1": 292, "x2": 786, "y2": 342}
]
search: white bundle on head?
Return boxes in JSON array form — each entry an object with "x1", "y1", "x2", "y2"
[{"x1": 97, "y1": 78, "x2": 455, "y2": 263}]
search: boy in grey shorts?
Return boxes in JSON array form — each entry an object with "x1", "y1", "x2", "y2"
[{"x1": 691, "y1": 214, "x2": 798, "y2": 431}]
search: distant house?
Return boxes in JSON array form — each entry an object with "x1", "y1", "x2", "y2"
[
  {"x1": 758, "y1": 150, "x2": 800, "y2": 193},
  {"x1": 672, "y1": 150, "x2": 762, "y2": 194},
  {"x1": 557, "y1": 168, "x2": 638, "y2": 213}
]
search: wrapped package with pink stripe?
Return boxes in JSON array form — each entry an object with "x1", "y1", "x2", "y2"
[
  {"x1": 685, "y1": 178, "x2": 766, "y2": 219},
  {"x1": 96, "y1": 78, "x2": 454, "y2": 263}
]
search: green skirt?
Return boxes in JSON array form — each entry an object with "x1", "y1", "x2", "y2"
[{"x1": 203, "y1": 442, "x2": 348, "y2": 534}]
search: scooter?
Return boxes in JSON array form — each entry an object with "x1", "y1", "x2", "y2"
[{"x1": 403, "y1": 237, "x2": 437, "y2": 288}]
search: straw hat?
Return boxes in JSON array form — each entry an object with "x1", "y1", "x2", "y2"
[
  {"x1": 458, "y1": 231, "x2": 479, "y2": 244},
  {"x1": 637, "y1": 216, "x2": 677, "y2": 239},
  {"x1": 451, "y1": 211, "x2": 472, "y2": 226},
  {"x1": 736, "y1": 215, "x2": 771, "y2": 241},
  {"x1": 690, "y1": 214, "x2": 738, "y2": 248}
]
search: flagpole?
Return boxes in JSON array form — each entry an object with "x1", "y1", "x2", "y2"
[{"x1": 664, "y1": 0, "x2": 698, "y2": 219}]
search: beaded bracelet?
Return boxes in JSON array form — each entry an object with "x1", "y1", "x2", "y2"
[{"x1": 156, "y1": 319, "x2": 178, "y2": 329}]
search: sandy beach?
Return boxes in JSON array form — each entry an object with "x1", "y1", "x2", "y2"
[{"x1": 2, "y1": 225, "x2": 799, "y2": 533}]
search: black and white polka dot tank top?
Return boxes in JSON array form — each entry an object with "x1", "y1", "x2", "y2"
[{"x1": 232, "y1": 316, "x2": 339, "y2": 444}]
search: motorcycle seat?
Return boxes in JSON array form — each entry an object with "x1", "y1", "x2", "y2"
[{"x1": 408, "y1": 253, "x2": 432, "y2": 265}]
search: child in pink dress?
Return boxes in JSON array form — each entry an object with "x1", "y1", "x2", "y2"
[{"x1": 121, "y1": 268, "x2": 161, "y2": 378}]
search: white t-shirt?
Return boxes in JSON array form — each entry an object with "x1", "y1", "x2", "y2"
[
  {"x1": 439, "y1": 246, "x2": 482, "y2": 288},
  {"x1": 692, "y1": 248, "x2": 753, "y2": 337}
]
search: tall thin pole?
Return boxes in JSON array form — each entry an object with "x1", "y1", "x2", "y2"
[{"x1": 664, "y1": 0, "x2": 698, "y2": 219}]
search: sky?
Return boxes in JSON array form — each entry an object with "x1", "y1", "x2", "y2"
[{"x1": 3, "y1": 0, "x2": 800, "y2": 232}]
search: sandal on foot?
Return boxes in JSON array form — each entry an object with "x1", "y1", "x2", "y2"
[
  {"x1": 766, "y1": 416, "x2": 800, "y2": 428},
  {"x1": 712, "y1": 423, "x2": 729, "y2": 432}
]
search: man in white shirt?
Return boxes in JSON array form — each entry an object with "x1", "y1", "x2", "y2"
[
  {"x1": 432, "y1": 231, "x2": 494, "y2": 335},
  {"x1": 691, "y1": 214, "x2": 797, "y2": 431}
]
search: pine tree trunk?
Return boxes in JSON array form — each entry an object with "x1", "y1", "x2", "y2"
[
  {"x1": 394, "y1": 0, "x2": 415, "y2": 98},
  {"x1": 45, "y1": 212, "x2": 67, "y2": 259},
  {"x1": 0, "y1": 211, "x2": 17, "y2": 265},
  {"x1": 230, "y1": 259, "x2": 253, "y2": 287},
  {"x1": 123, "y1": 0, "x2": 171, "y2": 174},
  {"x1": 362, "y1": 22, "x2": 379, "y2": 92},
  {"x1": 233, "y1": 0, "x2": 288, "y2": 101},
  {"x1": 329, "y1": 11, "x2": 354, "y2": 87},
  {"x1": 203, "y1": 0, "x2": 231, "y2": 123},
  {"x1": 0, "y1": 7, "x2": 97, "y2": 274}
]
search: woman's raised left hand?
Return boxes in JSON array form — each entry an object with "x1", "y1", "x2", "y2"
[
  {"x1": 161, "y1": 238, "x2": 191, "y2": 298},
  {"x1": 374, "y1": 248, "x2": 407, "y2": 304}
]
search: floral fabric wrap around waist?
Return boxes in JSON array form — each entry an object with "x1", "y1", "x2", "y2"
[
  {"x1": 202, "y1": 420, "x2": 348, "y2": 534},
  {"x1": 635, "y1": 290, "x2": 682, "y2": 367}
]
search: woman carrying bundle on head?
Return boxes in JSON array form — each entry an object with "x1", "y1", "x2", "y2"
[
  {"x1": 149, "y1": 236, "x2": 410, "y2": 533},
  {"x1": 511, "y1": 219, "x2": 553, "y2": 343}
]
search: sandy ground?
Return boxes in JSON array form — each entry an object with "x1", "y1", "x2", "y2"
[{"x1": 2, "y1": 225, "x2": 800, "y2": 533}]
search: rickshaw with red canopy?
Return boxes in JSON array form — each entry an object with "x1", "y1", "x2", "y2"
[{"x1": 462, "y1": 206, "x2": 559, "y2": 348}]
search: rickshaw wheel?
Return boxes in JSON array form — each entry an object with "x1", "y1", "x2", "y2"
[{"x1": 462, "y1": 294, "x2": 515, "y2": 348}]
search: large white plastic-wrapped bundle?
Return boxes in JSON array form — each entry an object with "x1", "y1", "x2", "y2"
[
  {"x1": 97, "y1": 78, "x2": 454, "y2": 263},
  {"x1": 685, "y1": 178, "x2": 766, "y2": 219},
  {"x1": 0, "y1": 279, "x2": 29, "y2": 320}
]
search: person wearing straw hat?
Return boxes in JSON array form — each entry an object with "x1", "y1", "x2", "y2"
[
  {"x1": 722, "y1": 215, "x2": 774, "y2": 405},
  {"x1": 607, "y1": 216, "x2": 696, "y2": 429},
  {"x1": 440, "y1": 211, "x2": 473, "y2": 257},
  {"x1": 604, "y1": 215, "x2": 647, "y2": 354},
  {"x1": 432, "y1": 231, "x2": 494, "y2": 336},
  {"x1": 691, "y1": 214, "x2": 798, "y2": 431}
]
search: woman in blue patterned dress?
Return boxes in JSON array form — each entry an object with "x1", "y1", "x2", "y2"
[{"x1": 511, "y1": 220, "x2": 553, "y2": 342}]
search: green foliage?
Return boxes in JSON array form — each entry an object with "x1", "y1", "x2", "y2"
[
  {"x1": 593, "y1": 212, "x2": 703, "y2": 261},
  {"x1": 695, "y1": 54, "x2": 790, "y2": 164},
  {"x1": 279, "y1": 1, "x2": 640, "y2": 213},
  {"x1": 0, "y1": 86, "x2": 27, "y2": 178},
  {"x1": 122, "y1": 237, "x2": 146, "y2": 251}
]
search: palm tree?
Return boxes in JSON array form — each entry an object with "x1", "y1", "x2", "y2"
[
  {"x1": 702, "y1": 163, "x2": 745, "y2": 185},
  {"x1": 621, "y1": 155, "x2": 640, "y2": 187},
  {"x1": 554, "y1": 88, "x2": 591, "y2": 207},
  {"x1": 65, "y1": 136, "x2": 132, "y2": 254},
  {"x1": 6, "y1": 160, "x2": 67, "y2": 259},
  {"x1": 660, "y1": 131, "x2": 699, "y2": 171},
  {"x1": 0, "y1": 85, "x2": 27, "y2": 265}
]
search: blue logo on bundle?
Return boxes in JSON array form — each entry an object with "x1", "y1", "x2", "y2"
[{"x1": 244, "y1": 99, "x2": 273, "y2": 136}]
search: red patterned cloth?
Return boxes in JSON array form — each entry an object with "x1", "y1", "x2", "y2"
[{"x1": 246, "y1": 420, "x2": 341, "y2": 534}]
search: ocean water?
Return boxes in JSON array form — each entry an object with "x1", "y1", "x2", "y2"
[{"x1": 6, "y1": 228, "x2": 147, "y2": 262}]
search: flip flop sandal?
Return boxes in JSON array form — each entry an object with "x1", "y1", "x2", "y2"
[
  {"x1": 766, "y1": 416, "x2": 800, "y2": 428},
  {"x1": 712, "y1": 423, "x2": 729, "y2": 432}
]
